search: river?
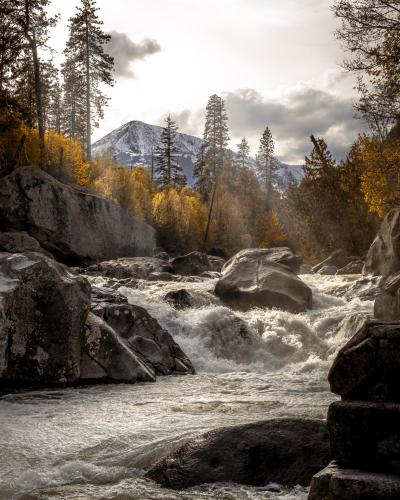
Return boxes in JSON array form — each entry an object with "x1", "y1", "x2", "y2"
[{"x1": 0, "y1": 274, "x2": 374, "y2": 499}]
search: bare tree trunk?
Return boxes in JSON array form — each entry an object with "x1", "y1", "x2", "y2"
[
  {"x1": 203, "y1": 179, "x2": 217, "y2": 251},
  {"x1": 85, "y1": 12, "x2": 91, "y2": 162}
]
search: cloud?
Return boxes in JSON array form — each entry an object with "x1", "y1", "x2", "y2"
[
  {"x1": 222, "y1": 86, "x2": 366, "y2": 163},
  {"x1": 106, "y1": 31, "x2": 161, "y2": 78}
]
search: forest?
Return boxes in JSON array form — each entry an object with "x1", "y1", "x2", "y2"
[{"x1": 1, "y1": 0, "x2": 400, "y2": 262}]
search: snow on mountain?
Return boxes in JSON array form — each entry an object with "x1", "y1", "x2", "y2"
[{"x1": 92, "y1": 120, "x2": 304, "y2": 187}]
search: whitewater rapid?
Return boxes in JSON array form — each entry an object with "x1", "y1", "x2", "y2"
[{"x1": 0, "y1": 273, "x2": 374, "y2": 499}]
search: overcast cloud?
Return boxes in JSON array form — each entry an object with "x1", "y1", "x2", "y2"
[{"x1": 106, "y1": 31, "x2": 161, "y2": 78}]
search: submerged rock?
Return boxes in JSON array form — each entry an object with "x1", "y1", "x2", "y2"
[
  {"x1": 164, "y1": 289, "x2": 193, "y2": 309},
  {"x1": 308, "y1": 462, "x2": 400, "y2": 500},
  {"x1": 364, "y1": 208, "x2": 400, "y2": 276},
  {"x1": 0, "y1": 252, "x2": 91, "y2": 388},
  {"x1": 0, "y1": 166, "x2": 156, "y2": 265},
  {"x1": 215, "y1": 248, "x2": 312, "y2": 312},
  {"x1": 146, "y1": 418, "x2": 329, "y2": 489},
  {"x1": 85, "y1": 257, "x2": 174, "y2": 280}
]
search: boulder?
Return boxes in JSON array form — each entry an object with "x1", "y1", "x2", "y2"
[
  {"x1": 300, "y1": 264, "x2": 314, "y2": 274},
  {"x1": 364, "y1": 208, "x2": 400, "y2": 277},
  {"x1": 85, "y1": 257, "x2": 174, "y2": 280},
  {"x1": 164, "y1": 289, "x2": 193, "y2": 309},
  {"x1": 328, "y1": 401, "x2": 400, "y2": 474},
  {"x1": 207, "y1": 255, "x2": 226, "y2": 272},
  {"x1": 308, "y1": 462, "x2": 400, "y2": 500},
  {"x1": 0, "y1": 166, "x2": 156, "y2": 265},
  {"x1": 330, "y1": 276, "x2": 383, "y2": 302},
  {"x1": 91, "y1": 298, "x2": 194, "y2": 376},
  {"x1": 328, "y1": 315, "x2": 400, "y2": 402},
  {"x1": 146, "y1": 418, "x2": 329, "y2": 489},
  {"x1": 0, "y1": 252, "x2": 90, "y2": 388},
  {"x1": 318, "y1": 265, "x2": 338, "y2": 275},
  {"x1": 215, "y1": 249, "x2": 312, "y2": 313},
  {"x1": 170, "y1": 251, "x2": 211, "y2": 276},
  {"x1": 80, "y1": 313, "x2": 156, "y2": 383},
  {"x1": 336, "y1": 260, "x2": 364, "y2": 275},
  {"x1": 374, "y1": 272, "x2": 400, "y2": 321},
  {"x1": 0, "y1": 230, "x2": 52, "y2": 259},
  {"x1": 153, "y1": 247, "x2": 170, "y2": 261},
  {"x1": 313, "y1": 249, "x2": 351, "y2": 274},
  {"x1": 222, "y1": 247, "x2": 302, "y2": 274}
]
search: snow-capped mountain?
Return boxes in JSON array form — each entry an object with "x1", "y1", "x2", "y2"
[{"x1": 92, "y1": 120, "x2": 304, "y2": 187}]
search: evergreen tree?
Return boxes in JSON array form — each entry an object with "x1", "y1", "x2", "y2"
[
  {"x1": 305, "y1": 135, "x2": 336, "y2": 178},
  {"x1": 155, "y1": 115, "x2": 186, "y2": 189},
  {"x1": 12, "y1": 0, "x2": 58, "y2": 164},
  {"x1": 236, "y1": 137, "x2": 250, "y2": 169},
  {"x1": 61, "y1": 56, "x2": 86, "y2": 142},
  {"x1": 194, "y1": 94, "x2": 229, "y2": 201},
  {"x1": 63, "y1": 0, "x2": 114, "y2": 161},
  {"x1": 256, "y1": 126, "x2": 276, "y2": 207}
]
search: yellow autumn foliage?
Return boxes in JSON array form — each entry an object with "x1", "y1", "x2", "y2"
[{"x1": 258, "y1": 211, "x2": 287, "y2": 248}]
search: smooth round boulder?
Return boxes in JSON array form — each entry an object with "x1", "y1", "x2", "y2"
[
  {"x1": 146, "y1": 418, "x2": 329, "y2": 489},
  {"x1": 215, "y1": 249, "x2": 312, "y2": 312}
]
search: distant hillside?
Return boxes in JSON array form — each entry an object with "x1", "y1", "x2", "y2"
[{"x1": 92, "y1": 120, "x2": 304, "y2": 187}]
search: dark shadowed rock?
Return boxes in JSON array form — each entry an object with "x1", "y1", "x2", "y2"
[
  {"x1": 330, "y1": 276, "x2": 383, "y2": 302},
  {"x1": 85, "y1": 257, "x2": 174, "y2": 280},
  {"x1": 0, "y1": 230, "x2": 53, "y2": 259},
  {"x1": 0, "y1": 252, "x2": 91, "y2": 388},
  {"x1": 364, "y1": 208, "x2": 400, "y2": 277},
  {"x1": 336, "y1": 260, "x2": 364, "y2": 275},
  {"x1": 207, "y1": 255, "x2": 226, "y2": 272},
  {"x1": 328, "y1": 401, "x2": 400, "y2": 474},
  {"x1": 222, "y1": 247, "x2": 302, "y2": 274},
  {"x1": 374, "y1": 272, "x2": 400, "y2": 321},
  {"x1": 313, "y1": 249, "x2": 352, "y2": 274},
  {"x1": 328, "y1": 315, "x2": 400, "y2": 401},
  {"x1": 308, "y1": 462, "x2": 400, "y2": 500},
  {"x1": 318, "y1": 265, "x2": 338, "y2": 275},
  {"x1": 170, "y1": 251, "x2": 211, "y2": 276},
  {"x1": 91, "y1": 299, "x2": 194, "y2": 376},
  {"x1": 164, "y1": 289, "x2": 193, "y2": 309},
  {"x1": 146, "y1": 418, "x2": 329, "y2": 489},
  {"x1": 0, "y1": 166, "x2": 156, "y2": 265},
  {"x1": 215, "y1": 249, "x2": 312, "y2": 313},
  {"x1": 300, "y1": 264, "x2": 314, "y2": 274},
  {"x1": 80, "y1": 313, "x2": 156, "y2": 383}
]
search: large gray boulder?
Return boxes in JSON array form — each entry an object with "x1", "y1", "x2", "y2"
[
  {"x1": 146, "y1": 418, "x2": 329, "y2": 489},
  {"x1": 0, "y1": 166, "x2": 156, "y2": 265},
  {"x1": 0, "y1": 252, "x2": 91, "y2": 388},
  {"x1": 222, "y1": 247, "x2": 302, "y2": 274},
  {"x1": 328, "y1": 315, "x2": 400, "y2": 402},
  {"x1": 364, "y1": 208, "x2": 400, "y2": 276},
  {"x1": 215, "y1": 248, "x2": 312, "y2": 312},
  {"x1": 80, "y1": 313, "x2": 156, "y2": 383},
  {"x1": 309, "y1": 462, "x2": 400, "y2": 500},
  {"x1": 170, "y1": 251, "x2": 211, "y2": 276},
  {"x1": 91, "y1": 292, "x2": 194, "y2": 376}
]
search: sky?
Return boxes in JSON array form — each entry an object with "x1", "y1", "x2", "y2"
[{"x1": 48, "y1": 0, "x2": 365, "y2": 164}]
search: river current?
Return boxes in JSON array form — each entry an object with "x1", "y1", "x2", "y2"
[{"x1": 0, "y1": 274, "x2": 374, "y2": 499}]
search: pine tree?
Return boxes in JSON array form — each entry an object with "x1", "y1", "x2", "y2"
[
  {"x1": 305, "y1": 135, "x2": 336, "y2": 178},
  {"x1": 256, "y1": 126, "x2": 276, "y2": 207},
  {"x1": 236, "y1": 137, "x2": 250, "y2": 169},
  {"x1": 61, "y1": 56, "x2": 86, "y2": 142},
  {"x1": 194, "y1": 94, "x2": 229, "y2": 200},
  {"x1": 155, "y1": 115, "x2": 186, "y2": 189},
  {"x1": 63, "y1": 0, "x2": 114, "y2": 161},
  {"x1": 12, "y1": 0, "x2": 58, "y2": 164}
]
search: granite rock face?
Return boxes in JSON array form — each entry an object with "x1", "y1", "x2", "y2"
[
  {"x1": 364, "y1": 208, "x2": 400, "y2": 276},
  {"x1": 0, "y1": 252, "x2": 91, "y2": 388},
  {"x1": 0, "y1": 166, "x2": 156, "y2": 265}
]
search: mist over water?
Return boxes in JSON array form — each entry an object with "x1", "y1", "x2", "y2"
[{"x1": 0, "y1": 274, "x2": 374, "y2": 499}]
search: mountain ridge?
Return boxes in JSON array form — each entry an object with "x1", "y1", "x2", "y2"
[{"x1": 92, "y1": 120, "x2": 304, "y2": 187}]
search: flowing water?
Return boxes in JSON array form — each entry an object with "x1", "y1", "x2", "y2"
[{"x1": 0, "y1": 274, "x2": 375, "y2": 500}]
